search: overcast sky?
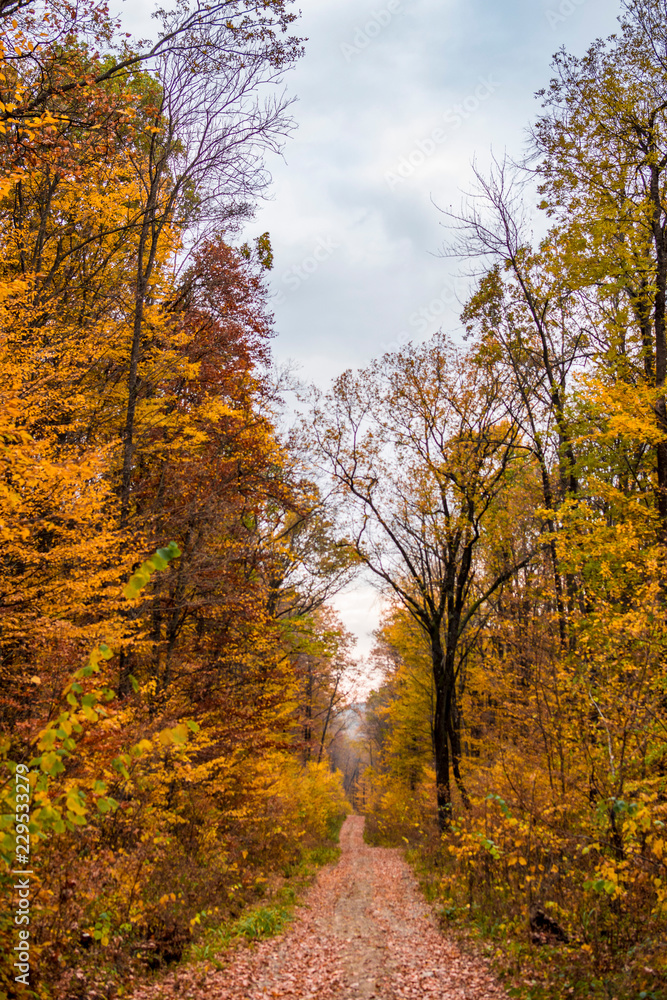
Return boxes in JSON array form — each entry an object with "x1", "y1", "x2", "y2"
[{"x1": 113, "y1": 0, "x2": 622, "y2": 672}]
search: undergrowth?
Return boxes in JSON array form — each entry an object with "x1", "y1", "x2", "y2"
[
  {"x1": 361, "y1": 768, "x2": 667, "y2": 1000},
  {"x1": 405, "y1": 832, "x2": 667, "y2": 1000},
  {"x1": 187, "y1": 819, "x2": 345, "y2": 969}
]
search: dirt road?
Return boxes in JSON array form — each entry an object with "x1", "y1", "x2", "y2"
[{"x1": 134, "y1": 814, "x2": 507, "y2": 1000}]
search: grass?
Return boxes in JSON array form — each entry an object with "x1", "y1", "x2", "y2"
[
  {"x1": 188, "y1": 815, "x2": 346, "y2": 968},
  {"x1": 189, "y1": 903, "x2": 293, "y2": 964}
]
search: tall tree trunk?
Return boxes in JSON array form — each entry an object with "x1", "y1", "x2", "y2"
[
  {"x1": 304, "y1": 660, "x2": 313, "y2": 763},
  {"x1": 119, "y1": 281, "x2": 147, "y2": 528},
  {"x1": 448, "y1": 702, "x2": 470, "y2": 809},
  {"x1": 431, "y1": 627, "x2": 452, "y2": 830},
  {"x1": 119, "y1": 166, "x2": 165, "y2": 528},
  {"x1": 318, "y1": 673, "x2": 340, "y2": 764},
  {"x1": 650, "y1": 163, "x2": 667, "y2": 539}
]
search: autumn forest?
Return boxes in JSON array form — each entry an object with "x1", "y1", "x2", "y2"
[{"x1": 1, "y1": 1, "x2": 667, "y2": 999}]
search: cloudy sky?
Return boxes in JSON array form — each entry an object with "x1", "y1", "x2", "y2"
[{"x1": 113, "y1": 0, "x2": 622, "y2": 669}]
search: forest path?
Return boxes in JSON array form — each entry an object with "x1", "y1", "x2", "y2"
[{"x1": 133, "y1": 814, "x2": 507, "y2": 1000}]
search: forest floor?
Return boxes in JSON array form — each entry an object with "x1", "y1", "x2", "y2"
[{"x1": 130, "y1": 814, "x2": 508, "y2": 1000}]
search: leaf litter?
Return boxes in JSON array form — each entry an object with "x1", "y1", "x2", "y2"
[{"x1": 130, "y1": 815, "x2": 507, "y2": 1000}]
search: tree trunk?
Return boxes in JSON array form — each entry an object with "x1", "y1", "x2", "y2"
[
  {"x1": 650, "y1": 163, "x2": 667, "y2": 538},
  {"x1": 431, "y1": 627, "x2": 453, "y2": 830},
  {"x1": 119, "y1": 164, "x2": 165, "y2": 527},
  {"x1": 304, "y1": 660, "x2": 313, "y2": 763},
  {"x1": 318, "y1": 673, "x2": 340, "y2": 764},
  {"x1": 448, "y1": 704, "x2": 470, "y2": 809},
  {"x1": 433, "y1": 682, "x2": 452, "y2": 830}
]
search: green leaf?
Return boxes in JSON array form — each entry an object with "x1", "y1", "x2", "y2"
[
  {"x1": 122, "y1": 542, "x2": 181, "y2": 599},
  {"x1": 112, "y1": 758, "x2": 130, "y2": 781},
  {"x1": 40, "y1": 752, "x2": 59, "y2": 774},
  {"x1": 38, "y1": 728, "x2": 57, "y2": 751}
]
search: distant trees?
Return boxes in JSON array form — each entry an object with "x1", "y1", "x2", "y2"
[{"x1": 293, "y1": 608, "x2": 357, "y2": 765}]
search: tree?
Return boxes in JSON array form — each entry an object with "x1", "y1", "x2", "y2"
[
  {"x1": 0, "y1": 0, "x2": 306, "y2": 696},
  {"x1": 114, "y1": 5, "x2": 300, "y2": 526},
  {"x1": 0, "y1": 3, "x2": 363, "y2": 993},
  {"x1": 290, "y1": 608, "x2": 357, "y2": 765},
  {"x1": 530, "y1": 0, "x2": 667, "y2": 535},
  {"x1": 310, "y1": 334, "x2": 531, "y2": 827},
  {"x1": 0, "y1": 1, "x2": 302, "y2": 127},
  {"x1": 370, "y1": 606, "x2": 435, "y2": 792},
  {"x1": 441, "y1": 156, "x2": 592, "y2": 646}
]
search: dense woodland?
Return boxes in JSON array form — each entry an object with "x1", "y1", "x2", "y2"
[
  {"x1": 0, "y1": 2, "x2": 355, "y2": 996},
  {"x1": 351, "y1": 3, "x2": 667, "y2": 995},
  {"x1": 2, "y1": 0, "x2": 667, "y2": 998}
]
